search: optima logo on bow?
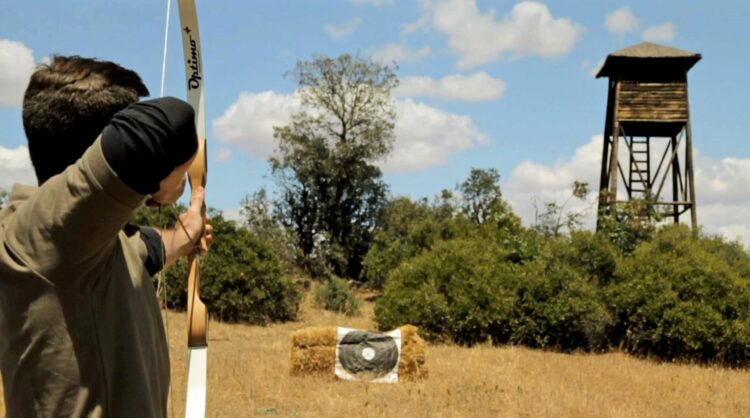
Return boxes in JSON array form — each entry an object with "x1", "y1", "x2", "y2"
[{"x1": 183, "y1": 26, "x2": 202, "y2": 90}]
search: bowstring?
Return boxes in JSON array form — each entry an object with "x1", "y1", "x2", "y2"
[
  {"x1": 158, "y1": 1, "x2": 176, "y2": 417},
  {"x1": 160, "y1": 0, "x2": 172, "y2": 99}
]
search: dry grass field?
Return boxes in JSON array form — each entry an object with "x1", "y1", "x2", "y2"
[{"x1": 2, "y1": 289, "x2": 749, "y2": 417}]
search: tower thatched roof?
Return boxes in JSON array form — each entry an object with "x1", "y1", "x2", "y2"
[{"x1": 596, "y1": 42, "x2": 701, "y2": 78}]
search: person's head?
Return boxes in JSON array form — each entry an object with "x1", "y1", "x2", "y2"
[{"x1": 23, "y1": 55, "x2": 149, "y2": 184}]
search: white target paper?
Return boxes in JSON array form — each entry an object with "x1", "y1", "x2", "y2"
[{"x1": 335, "y1": 327, "x2": 402, "y2": 383}]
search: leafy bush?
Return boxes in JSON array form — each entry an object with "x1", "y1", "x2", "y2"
[
  {"x1": 314, "y1": 276, "x2": 361, "y2": 316},
  {"x1": 140, "y1": 208, "x2": 302, "y2": 324},
  {"x1": 362, "y1": 170, "x2": 523, "y2": 290},
  {"x1": 606, "y1": 225, "x2": 750, "y2": 365},
  {"x1": 700, "y1": 234, "x2": 750, "y2": 276},
  {"x1": 361, "y1": 197, "x2": 463, "y2": 289},
  {"x1": 375, "y1": 238, "x2": 514, "y2": 343},
  {"x1": 489, "y1": 224, "x2": 544, "y2": 265},
  {"x1": 598, "y1": 199, "x2": 657, "y2": 253},
  {"x1": 508, "y1": 257, "x2": 612, "y2": 351},
  {"x1": 548, "y1": 231, "x2": 619, "y2": 285},
  {"x1": 375, "y1": 236, "x2": 611, "y2": 350}
]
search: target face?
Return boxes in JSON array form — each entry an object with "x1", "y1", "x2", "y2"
[{"x1": 335, "y1": 327, "x2": 402, "y2": 383}]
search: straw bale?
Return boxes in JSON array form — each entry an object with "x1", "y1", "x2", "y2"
[
  {"x1": 290, "y1": 345, "x2": 336, "y2": 376},
  {"x1": 398, "y1": 325, "x2": 428, "y2": 381},
  {"x1": 291, "y1": 326, "x2": 337, "y2": 348},
  {"x1": 399, "y1": 324, "x2": 419, "y2": 342}
]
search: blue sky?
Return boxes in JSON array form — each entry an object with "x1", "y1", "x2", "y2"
[{"x1": 1, "y1": 1, "x2": 749, "y2": 244}]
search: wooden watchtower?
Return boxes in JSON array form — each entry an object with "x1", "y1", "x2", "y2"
[{"x1": 596, "y1": 42, "x2": 701, "y2": 229}]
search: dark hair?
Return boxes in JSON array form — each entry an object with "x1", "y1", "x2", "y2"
[{"x1": 22, "y1": 55, "x2": 149, "y2": 184}]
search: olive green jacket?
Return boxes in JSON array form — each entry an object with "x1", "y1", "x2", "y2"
[{"x1": 0, "y1": 138, "x2": 170, "y2": 417}]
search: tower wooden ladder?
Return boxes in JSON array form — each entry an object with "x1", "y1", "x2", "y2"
[{"x1": 628, "y1": 135, "x2": 651, "y2": 199}]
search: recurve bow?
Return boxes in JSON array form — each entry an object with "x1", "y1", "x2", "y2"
[{"x1": 177, "y1": 1, "x2": 209, "y2": 417}]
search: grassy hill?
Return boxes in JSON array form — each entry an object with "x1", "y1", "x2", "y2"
[{"x1": 2, "y1": 289, "x2": 749, "y2": 417}]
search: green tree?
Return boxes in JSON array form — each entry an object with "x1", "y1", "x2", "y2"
[
  {"x1": 457, "y1": 168, "x2": 503, "y2": 225},
  {"x1": 241, "y1": 188, "x2": 275, "y2": 234},
  {"x1": 432, "y1": 189, "x2": 457, "y2": 220},
  {"x1": 241, "y1": 188, "x2": 300, "y2": 274},
  {"x1": 456, "y1": 168, "x2": 521, "y2": 235},
  {"x1": 131, "y1": 202, "x2": 182, "y2": 229},
  {"x1": 271, "y1": 54, "x2": 398, "y2": 279}
]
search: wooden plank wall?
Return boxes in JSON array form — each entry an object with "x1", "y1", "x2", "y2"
[{"x1": 617, "y1": 80, "x2": 688, "y2": 121}]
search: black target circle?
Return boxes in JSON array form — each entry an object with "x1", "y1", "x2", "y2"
[{"x1": 338, "y1": 330, "x2": 398, "y2": 378}]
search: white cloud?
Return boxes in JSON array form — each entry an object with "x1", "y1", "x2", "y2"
[
  {"x1": 643, "y1": 22, "x2": 677, "y2": 42},
  {"x1": 213, "y1": 91, "x2": 486, "y2": 173},
  {"x1": 353, "y1": 0, "x2": 393, "y2": 6},
  {"x1": 604, "y1": 7, "x2": 640, "y2": 36},
  {"x1": 213, "y1": 91, "x2": 301, "y2": 159},
  {"x1": 324, "y1": 18, "x2": 363, "y2": 40},
  {"x1": 371, "y1": 44, "x2": 431, "y2": 64},
  {"x1": 504, "y1": 135, "x2": 601, "y2": 229},
  {"x1": 0, "y1": 145, "x2": 36, "y2": 190},
  {"x1": 602, "y1": 8, "x2": 676, "y2": 43},
  {"x1": 221, "y1": 206, "x2": 244, "y2": 223},
  {"x1": 385, "y1": 98, "x2": 487, "y2": 172},
  {"x1": 716, "y1": 222, "x2": 750, "y2": 248},
  {"x1": 0, "y1": 39, "x2": 36, "y2": 108},
  {"x1": 698, "y1": 203, "x2": 750, "y2": 248},
  {"x1": 503, "y1": 135, "x2": 750, "y2": 247},
  {"x1": 694, "y1": 156, "x2": 750, "y2": 206},
  {"x1": 403, "y1": 0, "x2": 434, "y2": 33},
  {"x1": 420, "y1": 0, "x2": 583, "y2": 68},
  {"x1": 395, "y1": 72, "x2": 506, "y2": 101},
  {"x1": 403, "y1": 14, "x2": 432, "y2": 34},
  {"x1": 215, "y1": 147, "x2": 232, "y2": 162}
]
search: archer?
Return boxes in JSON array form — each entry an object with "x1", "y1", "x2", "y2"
[{"x1": 0, "y1": 56, "x2": 213, "y2": 417}]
